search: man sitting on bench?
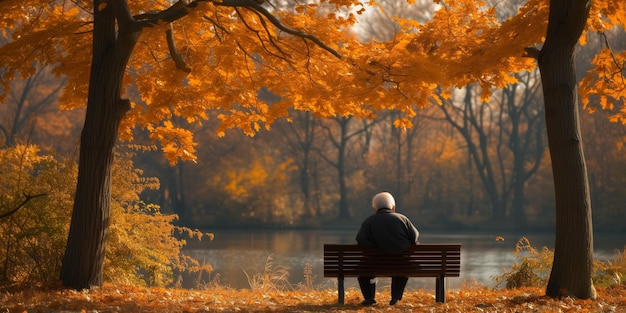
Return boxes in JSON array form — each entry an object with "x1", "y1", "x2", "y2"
[{"x1": 355, "y1": 192, "x2": 420, "y2": 306}]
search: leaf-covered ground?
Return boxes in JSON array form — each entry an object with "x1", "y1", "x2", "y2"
[{"x1": 1, "y1": 283, "x2": 624, "y2": 312}]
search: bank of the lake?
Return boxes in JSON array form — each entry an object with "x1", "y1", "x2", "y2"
[{"x1": 181, "y1": 229, "x2": 625, "y2": 290}]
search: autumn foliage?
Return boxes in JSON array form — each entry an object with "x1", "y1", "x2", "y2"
[
  {"x1": 0, "y1": 145, "x2": 74, "y2": 282},
  {"x1": 2, "y1": 0, "x2": 624, "y2": 163},
  {"x1": 1, "y1": 283, "x2": 625, "y2": 312},
  {"x1": 0, "y1": 145, "x2": 210, "y2": 286},
  {"x1": 2, "y1": 0, "x2": 626, "y2": 298},
  {"x1": 580, "y1": 0, "x2": 626, "y2": 123}
]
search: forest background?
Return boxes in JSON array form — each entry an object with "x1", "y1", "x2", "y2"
[{"x1": 2, "y1": 0, "x2": 626, "y2": 234}]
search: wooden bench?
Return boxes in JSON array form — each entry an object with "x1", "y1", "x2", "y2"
[{"x1": 323, "y1": 243, "x2": 461, "y2": 304}]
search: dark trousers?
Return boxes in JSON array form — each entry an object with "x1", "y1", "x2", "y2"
[{"x1": 358, "y1": 276, "x2": 409, "y2": 300}]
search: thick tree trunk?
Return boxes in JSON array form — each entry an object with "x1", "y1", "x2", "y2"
[
  {"x1": 538, "y1": 0, "x2": 595, "y2": 299},
  {"x1": 60, "y1": 0, "x2": 139, "y2": 289}
]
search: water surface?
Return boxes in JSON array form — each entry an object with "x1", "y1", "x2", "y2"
[{"x1": 183, "y1": 229, "x2": 624, "y2": 291}]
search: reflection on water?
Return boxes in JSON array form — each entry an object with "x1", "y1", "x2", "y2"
[{"x1": 182, "y1": 229, "x2": 625, "y2": 291}]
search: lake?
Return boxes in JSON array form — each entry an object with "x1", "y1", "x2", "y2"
[{"x1": 182, "y1": 229, "x2": 625, "y2": 291}]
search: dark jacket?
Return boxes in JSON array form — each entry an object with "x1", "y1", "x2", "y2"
[{"x1": 355, "y1": 208, "x2": 419, "y2": 252}]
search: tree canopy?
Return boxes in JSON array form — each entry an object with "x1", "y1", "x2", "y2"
[{"x1": 1, "y1": 0, "x2": 624, "y2": 158}]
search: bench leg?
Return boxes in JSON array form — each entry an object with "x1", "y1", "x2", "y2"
[
  {"x1": 338, "y1": 275, "x2": 345, "y2": 304},
  {"x1": 435, "y1": 275, "x2": 445, "y2": 303}
]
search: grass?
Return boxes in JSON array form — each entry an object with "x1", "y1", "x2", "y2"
[{"x1": 243, "y1": 254, "x2": 290, "y2": 292}]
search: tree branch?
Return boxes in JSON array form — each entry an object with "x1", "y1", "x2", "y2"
[
  {"x1": 0, "y1": 193, "x2": 47, "y2": 219},
  {"x1": 133, "y1": 0, "x2": 342, "y2": 60},
  {"x1": 133, "y1": 0, "x2": 195, "y2": 24},
  {"x1": 523, "y1": 47, "x2": 540, "y2": 60},
  {"x1": 166, "y1": 24, "x2": 192, "y2": 72},
  {"x1": 222, "y1": 0, "x2": 342, "y2": 58}
]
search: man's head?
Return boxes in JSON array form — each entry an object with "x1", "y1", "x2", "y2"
[{"x1": 372, "y1": 192, "x2": 395, "y2": 212}]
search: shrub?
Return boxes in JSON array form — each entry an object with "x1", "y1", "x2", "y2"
[
  {"x1": 0, "y1": 145, "x2": 75, "y2": 283},
  {"x1": 0, "y1": 145, "x2": 211, "y2": 287},
  {"x1": 105, "y1": 150, "x2": 213, "y2": 287},
  {"x1": 594, "y1": 246, "x2": 625, "y2": 287},
  {"x1": 493, "y1": 237, "x2": 553, "y2": 289},
  {"x1": 494, "y1": 237, "x2": 626, "y2": 289}
]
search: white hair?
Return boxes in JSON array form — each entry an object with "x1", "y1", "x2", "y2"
[{"x1": 372, "y1": 192, "x2": 395, "y2": 210}]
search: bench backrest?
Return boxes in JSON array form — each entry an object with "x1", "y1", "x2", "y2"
[{"x1": 323, "y1": 244, "x2": 461, "y2": 278}]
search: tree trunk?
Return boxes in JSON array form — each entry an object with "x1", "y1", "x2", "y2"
[
  {"x1": 337, "y1": 118, "x2": 350, "y2": 219},
  {"x1": 538, "y1": 0, "x2": 595, "y2": 299},
  {"x1": 300, "y1": 151, "x2": 313, "y2": 217},
  {"x1": 440, "y1": 86, "x2": 506, "y2": 221},
  {"x1": 60, "y1": 0, "x2": 139, "y2": 289},
  {"x1": 507, "y1": 86, "x2": 527, "y2": 227},
  {"x1": 299, "y1": 113, "x2": 315, "y2": 217},
  {"x1": 174, "y1": 162, "x2": 188, "y2": 224}
]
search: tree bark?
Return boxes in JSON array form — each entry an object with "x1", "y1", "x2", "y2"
[
  {"x1": 60, "y1": 0, "x2": 139, "y2": 289},
  {"x1": 538, "y1": 0, "x2": 595, "y2": 299}
]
